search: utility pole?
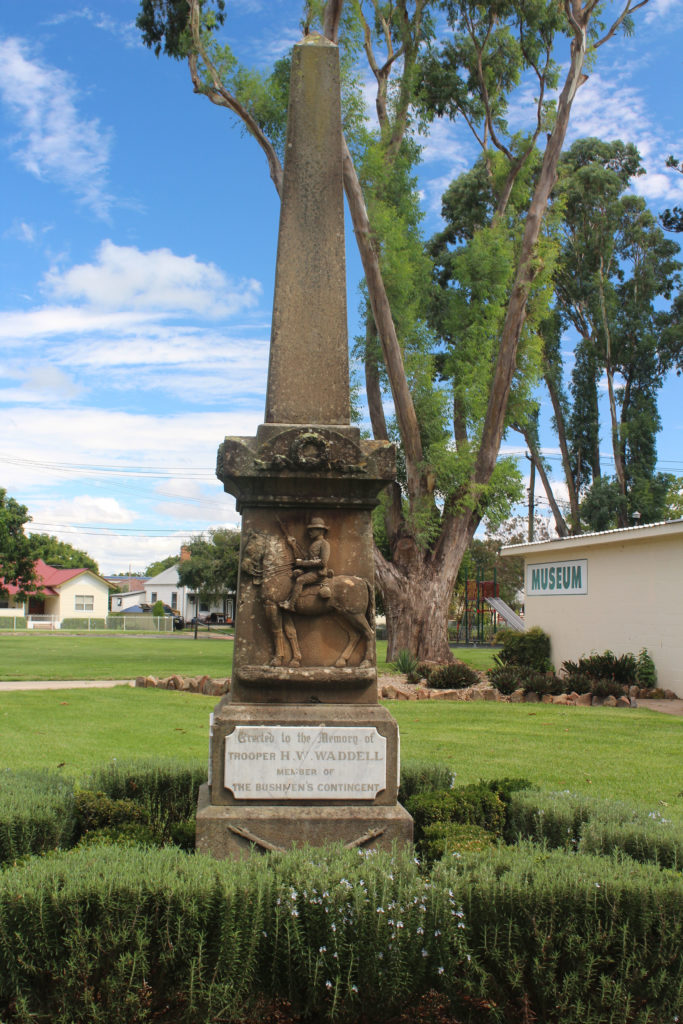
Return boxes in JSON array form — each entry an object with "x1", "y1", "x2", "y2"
[{"x1": 526, "y1": 452, "x2": 535, "y2": 542}]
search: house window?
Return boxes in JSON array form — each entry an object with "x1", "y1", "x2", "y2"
[
  {"x1": 75, "y1": 595, "x2": 94, "y2": 611},
  {"x1": 171, "y1": 592, "x2": 178, "y2": 608},
  {"x1": 150, "y1": 592, "x2": 158, "y2": 603},
  {"x1": 0, "y1": 597, "x2": 9, "y2": 609}
]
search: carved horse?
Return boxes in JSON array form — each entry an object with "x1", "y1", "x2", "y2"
[{"x1": 241, "y1": 530, "x2": 375, "y2": 668}]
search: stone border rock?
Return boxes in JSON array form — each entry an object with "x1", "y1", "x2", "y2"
[
  {"x1": 135, "y1": 675, "x2": 229, "y2": 697},
  {"x1": 378, "y1": 675, "x2": 679, "y2": 708}
]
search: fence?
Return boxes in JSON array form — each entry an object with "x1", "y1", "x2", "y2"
[{"x1": 0, "y1": 616, "x2": 174, "y2": 633}]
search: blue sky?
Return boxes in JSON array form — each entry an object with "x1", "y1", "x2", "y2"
[{"x1": 1, "y1": 1, "x2": 682, "y2": 574}]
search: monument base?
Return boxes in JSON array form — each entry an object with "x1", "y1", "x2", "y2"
[{"x1": 196, "y1": 784, "x2": 413, "y2": 860}]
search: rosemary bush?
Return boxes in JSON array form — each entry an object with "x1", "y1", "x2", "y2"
[{"x1": 0, "y1": 771, "x2": 75, "y2": 864}]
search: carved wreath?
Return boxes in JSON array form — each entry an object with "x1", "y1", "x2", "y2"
[{"x1": 289, "y1": 432, "x2": 330, "y2": 470}]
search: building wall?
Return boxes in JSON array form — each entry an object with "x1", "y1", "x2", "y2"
[
  {"x1": 57, "y1": 574, "x2": 111, "y2": 620},
  {"x1": 517, "y1": 528, "x2": 682, "y2": 693},
  {"x1": 0, "y1": 597, "x2": 25, "y2": 617}
]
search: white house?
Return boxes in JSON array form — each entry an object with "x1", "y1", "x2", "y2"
[
  {"x1": 0, "y1": 559, "x2": 114, "y2": 626},
  {"x1": 501, "y1": 519, "x2": 683, "y2": 694},
  {"x1": 109, "y1": 562, "x2": 234, "y2": 623}
]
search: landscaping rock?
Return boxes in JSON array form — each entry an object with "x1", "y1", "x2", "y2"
[
  {"x1": 525, "y1": 692, "x2": 540, "y2": 703},
  {"x1": 592, "y1": 695, "x2": 604, "y2": 706},
  {"x1": 603, "y1": 695, "x2": 618, "y2": 707},
  {"x1": 480, "y1": 686, "x2": 498, "y2": 701},
  {"x1": 541, "y1": 694, "x2": 554, "y2": 704},
  {"x1": 552, "y1": 693, "x2": 573, "y2": 705},
  {"x1": 577, "y1": 692, "x2": 592, "y2": 706},
  {"x1": 510, "y1": 688, "x2": 525, "y2": 703},
  {"x1": 432, "y1": 688, "x2": 464, "y2": 700},
  {"x1": 616, "y1": 696, "x2": 631, "y2": 708}
]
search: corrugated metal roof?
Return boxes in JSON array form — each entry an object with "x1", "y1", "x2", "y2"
[{"x1": 502, "y1": 518, "x2": 683, "y2": 554}]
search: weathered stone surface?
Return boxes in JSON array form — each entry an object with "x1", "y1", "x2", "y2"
[
  {"x1": 510, "y1": 688, "x2": 525, "y2": 703},
  {"x1": 525, "y1": 692, "x2": 540, "y2": 703},
  {"x1": 541, "y1": 694, "x2": 554, "y2": 704},
  {"x1": 603, "y1": 695, "x2": 618, "y2": 707},
  {"x1": 265, "y1": 36, "x2": 349, "y2": 427},
  {"x1": 196, "y1": 784, "x2": 413, "y2": 861},
  {"x1": 552, "y1": 693, "x2": 573, "y2": 705},
  {"x1": 616, "y1": 695, "x2": 631, "y2": 708},
  {"x1": 199, "y1": 35, "x2": 411, "y2": 860}
]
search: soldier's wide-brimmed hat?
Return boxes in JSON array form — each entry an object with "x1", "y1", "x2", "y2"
[{"x1": 307, "y1": 517, "x2": 329, "y2": 532}]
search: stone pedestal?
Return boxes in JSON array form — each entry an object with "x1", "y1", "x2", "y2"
[{"x1": 195, "y1": 34, "x2": 412, "y2": 858}]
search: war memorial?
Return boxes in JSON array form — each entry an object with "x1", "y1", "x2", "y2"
[{"x1": 195, "y1": 33, "x2": 413, "y2": 858}]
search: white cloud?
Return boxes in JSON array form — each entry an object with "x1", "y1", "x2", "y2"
[
  {"x1": 43, "y1": 240, "x2": 262, "y2": 317},
  {"x1": 0, "y1": 36, "x2": 113, "y2": 216},
  {"x1": 23, "y1": 365, "x2": 83, "y2": 402},
  {"x1": 31, "y1": 494, "x2": 136, "y2": 526}
]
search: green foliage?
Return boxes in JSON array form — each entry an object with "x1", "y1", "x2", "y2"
[
  {"x1": 84, "y1": 758, "x2": 206, "y2": 833},
  {"x1": 0, "y1": 616, "x2": 26, "y2": 629},
  {"x1": 2, "y1": 842, "x2": 681, "y2": 1023},
  {"x1": 27, "y1": 533, "x2": 98, "y2": 573},
  {"x1": 0, "y1": 771, "x2": 76, "y2": 864},
  {"x1": 416, "y1": 660, "x2": 480, "y2": 690},
  {"x1": 420, "y1": 821, "x2": 494, "y2": 864},
  {"x1": 0, "y1": 489, "x2": 35, "y2": 596},
  {"x1": 74, "y1": 790, "x2": 150, "y2": 839},
  {"x1": 177, "y1": 527, "x2": 240, "y2": 606},
  {"x1": 636, "y1": 648, "x2": 658, "y2": 689},
  {"x1": 136, "y1": 0, "x2": 225, "y2": 58},
  {"x1": 562, "y1": 650, "x2": 637, "y2": 688},
  {"x1": 151, "y1": 599, "x2": 165, "y2": 617},
  {"x1": 390, "y1": 648, "x2": 420, "y2": 676},
  {"x1": 507, "y1": 789, "x2": 683, "y2": 868},
  {"x1": 60, "y1": 617, "x2": 107, "y2": 630},
  {"x1": 398, "y1": 759, "x2": 455, "y2": 803},
  {"x1": 145, "y1": 553, "x2": 177, "y2": 576},
  {"x1": 487, "y1": 663, "x2": 526, "y2": 694},
  {"x1": 494, "y1": 626, "x2": 552, "y2": 671},
  {"x1": 520, "y1": 669, "x2": 564, "y2": 697},
  {"x1": 406, "y1": 783, "x2": 506, "y2": 842}
]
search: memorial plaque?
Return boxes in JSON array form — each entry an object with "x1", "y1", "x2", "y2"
[{"x1": 224, "y1": 726, "x2": 387, "y2": 800}]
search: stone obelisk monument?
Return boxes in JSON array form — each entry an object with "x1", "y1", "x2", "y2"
[{"x1": 195, "y1": 34, "x2": 413, "y2": 858}]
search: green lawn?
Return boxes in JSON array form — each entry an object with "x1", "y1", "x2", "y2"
[
  {"x1": 1, "y1": 686, "x2": 680, "y2": 823},
  {"x1": 0, "y1": 632, "x2": 234, "y2": 681},
  {"x1": 0, "y1": 634, "x2": 496, "y2": 681}
]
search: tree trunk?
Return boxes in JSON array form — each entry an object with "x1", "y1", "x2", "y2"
[
  {"x1": 544, "y1": 372, "x2": 582, "y2": 532},
  {"x1": 376, "y1": 513, "x2": 476, "y2": 663}
]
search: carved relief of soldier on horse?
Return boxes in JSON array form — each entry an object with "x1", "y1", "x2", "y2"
[{"x1": 240, "y1": 518, "x2": 375, "y2": 670}]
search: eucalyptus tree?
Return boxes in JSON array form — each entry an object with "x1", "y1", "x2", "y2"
[
  {"x1": 137, "y1": 0, "x2": 653, "y2": 660},
  {"x1": 539, "y1": 138, "x2": 681, "y2": 531}
]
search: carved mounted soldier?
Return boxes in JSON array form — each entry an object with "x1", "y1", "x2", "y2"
[{"x1": 281, "y1": 517, "x2": 333, "y2": 610}]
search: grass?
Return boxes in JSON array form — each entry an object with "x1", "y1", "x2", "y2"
[
  {"x1": 1, "y1": 687, "x2": 681, "y2": 824},
  {"x1": 0, "y1": 632, "x2": 234, "y2": 681},
  {"x1": 0, "y1": 634, "x2": 496, "y2": 681}
]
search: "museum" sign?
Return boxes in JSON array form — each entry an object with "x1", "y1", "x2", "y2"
[{"x1": 527, "y1": 558, "x2": 588, "y2": 596}]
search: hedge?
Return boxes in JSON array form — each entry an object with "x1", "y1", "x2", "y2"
[
  {"x1": 0, "y1": 771, "x2": 75, "y2": 864},
  {"x1": 0, "y1": 843, "x2": 681, "y2": 1023},
  {"x1": 507, "y1": 789, "x2": 683, "y2": 868}
]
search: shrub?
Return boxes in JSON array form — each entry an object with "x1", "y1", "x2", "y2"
[
  {"x1": 84, "y1": 759, "x2": 206, "y2": 838},
  {"x1": 507, "y1": 789, "x2": 683, "y2": 868},
  {"x1": 60, "y1": 617, "x2": 107, "y2": 630},
  {"x1": 494, "y1": 626, "x2": 552, "y2": 672},
  {"x1": 420, "y1": 822, "x2": 494, "y2": 864},
  {"x1": 390, "y1": 648, "x2": 419, "y2": 677},
  {"x1": 406, "y1": 784, "x2": 506, "y2": 841},
  {"x1": 590, "y1": 677, "x2": 627, "y2": 699},
  {"x1": 418, "y1": 660, "x2": 480, "y2": 690},
  {"x1": 522, "y1": 669, "x2": 564, "y2": 697},
  {"x1": 74, "y1": 790, "x2": 150, "y2": 840},
  {"x1": 636, "y1": 648, "x2": 657, "y2": 689},
  {"x1": 1, "y1": 843, "x2": 682, "y2": 1024},
  {"x1": 0, "y1": 771, "x2": 76, "y2": 864},
  {"x1": 0, "y1": 617, "x2": 26, "y2": 630},
  {"x1": 487, "y1": 664, "x2": 526, "y2": 694},
  {"x1": 560, "y1": 669, "x2": 594, "y2": 694},
  {"x1": 562, "y1": 650, "x2": 637, "y2": 688},
  {"x1": 398, "y1": 760, "x2": 454, "y2": 803}
]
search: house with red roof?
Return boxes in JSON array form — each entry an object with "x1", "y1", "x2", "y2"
[{"x1": 0, "y1": 559, "x2": 114, "y2": 627}]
